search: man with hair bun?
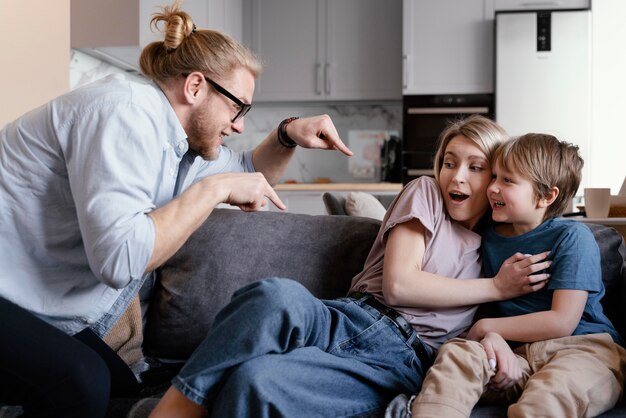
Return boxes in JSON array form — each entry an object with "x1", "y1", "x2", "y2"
[{"x1": 0, "y1": 2, "x2": 351, "y2": 417}]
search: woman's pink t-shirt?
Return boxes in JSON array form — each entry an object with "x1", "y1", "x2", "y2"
[{"x1": 349, "y1": 176, "x2": 483, "y2": 348}]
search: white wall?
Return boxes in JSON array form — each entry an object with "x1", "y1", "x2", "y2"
[
  {"x1": 0, "y1": 1, "x2": 70, "y2": 127},
  {"x1": 591, "y1": 0, "x2": 626, "y2": 193}
]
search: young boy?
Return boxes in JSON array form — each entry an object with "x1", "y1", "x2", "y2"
[{"x1": 410, "y1": 134, "x2": 626, "y2": 418}]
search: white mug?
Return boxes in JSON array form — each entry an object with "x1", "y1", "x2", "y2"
[{"x1": 584, "y1": 188, "x2": 611, "y2": 218}]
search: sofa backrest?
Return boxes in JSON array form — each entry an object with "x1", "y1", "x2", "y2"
[
  {"x1": 585, "y1": 223, "x2": 626, "y2": 339},
  {"x1": 143, "y1": 209, "x2": 626, "y2": 361},
  {"x1": 144, "y1": 209, "x2": 381, "y2": 360}
]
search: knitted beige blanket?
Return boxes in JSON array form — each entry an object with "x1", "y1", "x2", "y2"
[{"x1": 103, "y1": 295, "x2": 143, "y2": 366}]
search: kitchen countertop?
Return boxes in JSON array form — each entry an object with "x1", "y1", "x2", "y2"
[
  {"x1": 274, "y1": 183, "x2": 403, "y2": 192},
  {"x1": 576, "y1": 217, "x2": 626, "y2": 225}
]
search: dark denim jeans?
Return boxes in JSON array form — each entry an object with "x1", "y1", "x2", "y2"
[
  {"x1": 0, "y1": 296, "x2": 138, "y2": 418},
  {"x1": 174, "y1": 278, "x2": 429, "y2": 417}
]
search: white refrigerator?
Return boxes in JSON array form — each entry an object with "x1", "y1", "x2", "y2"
[{"x1": 495, "y1": 10, "x2": 592, "y2": 188}]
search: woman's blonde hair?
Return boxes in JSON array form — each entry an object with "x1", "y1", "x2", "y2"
[
  {"x1": 139, "y1": 1, "x2": 261, "y2": 82},
  {"x1": 494, "y1": 133, "x2": 583, "y2": 220},
  {"x1": 433, "y1": 114, "x2": 508, "y2": 182}
]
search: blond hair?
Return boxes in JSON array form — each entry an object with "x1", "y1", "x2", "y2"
[
  {"x1": 494, "y1": 133, "x2": 583, "y2": 219},
  {"x1": 139, "y1": 1, "x2": 261, "y2": 82},
  {"x1": 433, "y1": 114, "x2": 508, "y2": 182}
]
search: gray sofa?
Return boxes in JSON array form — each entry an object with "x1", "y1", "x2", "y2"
[{"x1": 107, "y1": 208, "x2": 626, "y2": 417}]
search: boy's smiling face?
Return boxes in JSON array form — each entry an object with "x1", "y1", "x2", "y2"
[{"x1": 488, "y1": 160, "x2": 547, "y2": 235}]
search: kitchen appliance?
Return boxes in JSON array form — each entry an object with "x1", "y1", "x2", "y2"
[
  {"x1": 495, "y1": 8, "x2": 592, "y2": 186},
  {"x1": 380, "y1": 135, "x2": 402, "y2": 183},
  {"x1": 401, "y1": 94, "x2": 493, "y2": 184}
]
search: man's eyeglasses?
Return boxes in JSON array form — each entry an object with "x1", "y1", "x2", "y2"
[{"x1": 204, "y1": 77, "x2": 252, "y2": 123}]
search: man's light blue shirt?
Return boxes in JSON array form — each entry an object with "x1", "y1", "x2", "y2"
[{"x1": 0, "y1": 74, "x2": 254, "y2": 335}]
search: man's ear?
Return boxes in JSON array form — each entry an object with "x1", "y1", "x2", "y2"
[
  {"x1": 182, "y1": 72, "x2": 205, "y2": 104},
  {"x1": 537, "y1": 186, "x2": 560, "y2": 208}
]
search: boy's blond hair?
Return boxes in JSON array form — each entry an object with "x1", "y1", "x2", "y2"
[{"x1": 494, "y1": 133, "x2": 583, "y2": 220}]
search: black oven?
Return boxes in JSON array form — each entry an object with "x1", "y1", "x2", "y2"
[{"x1": 402, "y1": 94, "x2": 494, "y2": 184}]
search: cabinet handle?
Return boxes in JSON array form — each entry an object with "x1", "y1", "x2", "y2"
[
  {"x1": 325, "y1": 63, "x2": 331, "y2": 95},
  {"x1": 407, "y1": 169, "x2": 435, "y2": 176},
  {"x1": 316, "y1": 63, "x2": 323, "y2": 95},
  {"x1": 403, "y1": 55, "x2": 408, "y2": 89}
]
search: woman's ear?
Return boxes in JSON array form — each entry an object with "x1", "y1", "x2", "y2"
[
  {"x1": 182, "y1": 72, "x2": 205, "y2": 104},
  {"x1": 538, "y1": 186, "x2": 560, "y2": 208}
]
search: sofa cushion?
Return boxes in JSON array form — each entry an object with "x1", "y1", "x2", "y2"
[
  {"x1": 143, "y1": 209, "x2": 382, "y2": 359},
  {"x1": 584, "y1": 223, "x2": 626, "y2": 339},
  {"x1": 345, "y1": 192, "x2": 388, "y2": 220},
  {"x1": 322, "y1": 192, "x2": 348, "y2": 216}
]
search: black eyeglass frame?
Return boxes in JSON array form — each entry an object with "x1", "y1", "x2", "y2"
[{"x1": 204, "y1": 77, "x2": 252, "y2": 123}]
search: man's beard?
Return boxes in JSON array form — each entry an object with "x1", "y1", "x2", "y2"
[{"x1": 187, "y1": 106, "x2": 220, "y2": 161}]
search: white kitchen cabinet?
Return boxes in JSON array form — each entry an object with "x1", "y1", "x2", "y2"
[
  {"x1": 402, "y1": 0, "x2": 494, "y2": 94},
  {"x1": 246, "y1": 0, "x2": 402, "y2": 102},
  {"x1": 71, "y1": 0, "x2": 243, "y2": 72},
  {"x1": 71, "y1": 0, "x2": 140, "y2": 49},
  {"x1": 141, "y1": 0, "x2": 244, "y2": 43},
  {"x1": 71, "y1": 0, "x2": 236, "y2": 47}
]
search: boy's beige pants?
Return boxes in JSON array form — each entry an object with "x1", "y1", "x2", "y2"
[{"x1": 411, "y1": 333, "x2": 626, "y2": 418}]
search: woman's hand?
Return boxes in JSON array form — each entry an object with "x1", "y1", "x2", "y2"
[
  {"x1": 492, "y1": 251, "x2": 551, "y2": 299},
  {"x1": 479, "y1": 332, "x2": 523, "y2": 391}
]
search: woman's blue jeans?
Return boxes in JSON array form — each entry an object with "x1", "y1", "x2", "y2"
[{"x1": 173, "y1": 278, "x2": 430, "y2": 417}]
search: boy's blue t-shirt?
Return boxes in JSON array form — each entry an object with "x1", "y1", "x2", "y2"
[{"x1": 482, "y1": 217, "x2": 622, "y2": 345}]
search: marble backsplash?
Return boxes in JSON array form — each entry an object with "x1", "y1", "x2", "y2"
[{"x1": 70, "y1": 49, "x2": 402, "y2": 183}]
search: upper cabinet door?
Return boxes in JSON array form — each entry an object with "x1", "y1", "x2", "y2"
[
  {"x1": 73, "y1": 0, "x2": 213, "y2": 48},
  {"x1": 141, "y1": 0, "x2": 243, "y2": 43},
  {"x1": 248, "y1": 0, "x2": 324, "y2": 101},
  {"x1": 248, "y1": 0, "x2": 402, "y2": 102},
  {"x1": 72, "y1": 0, "x2": 242, "y2": 72},
  {"x1": 206, "y1": 0, "x2": 244, "y2": 42},
  {"x1": 325, "y1": 0, "x2": 402, "y2": 101},
  {"x1": 71, "y1": 0, "x2": 140, "y2": 48},
  {"x1": 403, "y1": 0, "x2": 494, "y2": 95}
]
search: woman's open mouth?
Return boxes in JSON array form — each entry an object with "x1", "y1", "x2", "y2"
[{"x1": 449, "y1": 192, "x2": 469, "y2": 203}]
